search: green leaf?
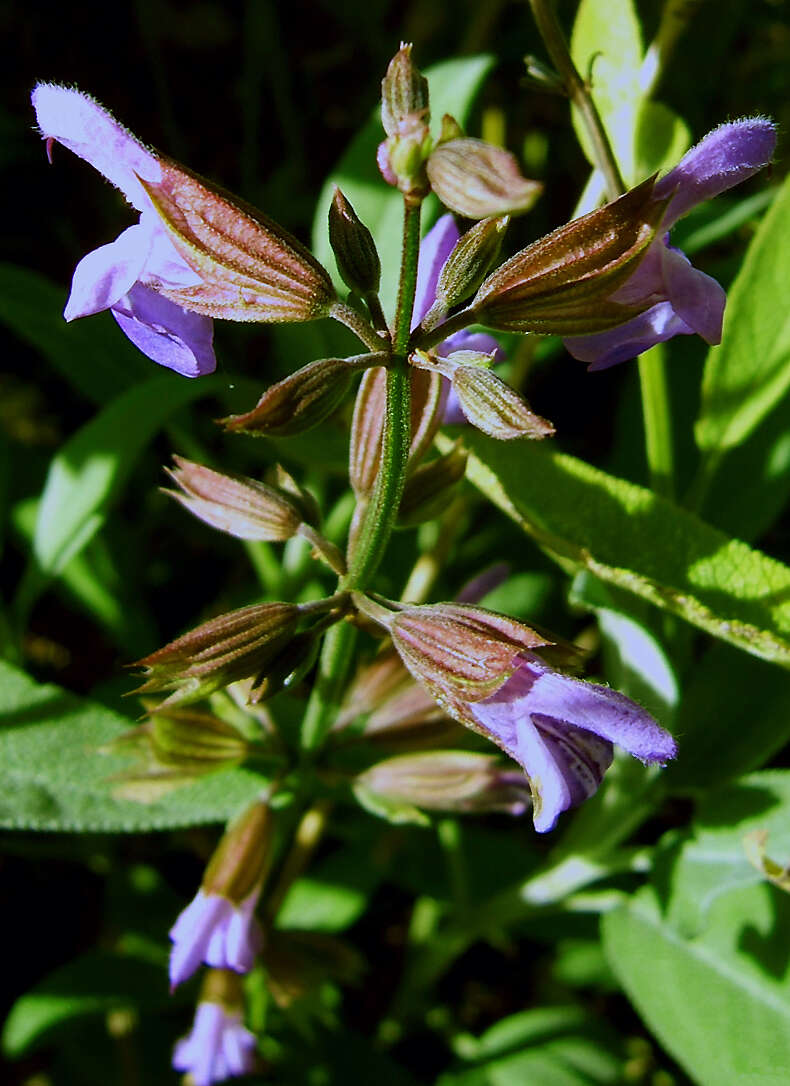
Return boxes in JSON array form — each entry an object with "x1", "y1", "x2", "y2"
[
  {"x1": 312, "y1": 55, "x2": 495, "y2": 319},
  {"x1": 571, "y1": 0, "x2": 643, "y2": 183},
  {"x1": 34, "y1": 373, "x2": 226, "y2": 575},
  {"x1": 457, "y1": 432, "x2": 790, "y2": 668},
  {"x1": 440, "y1": 1006, "x2": 621, "y2": 1085},
  {"x1": 666, "y1": 643, "x2": 790, "y2": 792},
  {"x1": 0, "y1": 660, "x2": 268, "y2": 832},
  {"x1": 0, "y1": 263, "x2": 150, "y2": 403},
  {"x1": 2, "y1": 952, "x2": 168, "y2": 1057},
  {"x1": 634, "y1": 99, "x2": 690, "y2": 178},
  {"x1": 656, "y1": 770, "x2": 790, "y2": 935},
  {"x1": 603, "y1": 882, "x2": 790, "y2": 1085},
  {"x1": 275, "y1": 847, "x2": 381, "y2": 933},
  {"x1": 696, "y1": 174, "x2": 790, "y2": 459}
]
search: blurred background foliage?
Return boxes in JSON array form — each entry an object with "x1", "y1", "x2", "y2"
[{"x1": 1, "y1": 0, "x2": 789, "y2": 1083}]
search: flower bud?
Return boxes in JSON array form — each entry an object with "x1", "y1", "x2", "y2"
[
  {"x1": 354, "y1": 751, "x2": 532, "y2": 821},
  {"x1": 426, "y1": 138, "x2": 542, "y2": 219},
  {"x1": 165, "y1": 457, "x2": 305, "y2": 541},
  {"x1": 141, "y1": 159, "x2": 335, "y2": 322},
  {"x1": 378, "y1": 45, "x2": 432, "y2": 198},
  {"x1": 223, "y1": 357, "x2": 362, "y2": 437},
  {"x1": 133, "y1": 601, "x2": 300, "y2": 707},
  {"x1": 471, "y1": 175, "x2": 667, "y2": 334},
  {"x1": 397, "y1": 442, "x2": 467, "y2": 526},
  {"x1": 421, "y1": 216, "x2": 509, "y2": 330},
  {"x1": 329, "y1": 188, "x2": 381, "y2": 296},
  {"x1": 381, "y1": 43, "x2": 429, "y2": 139},
  {"x1": 413, "y1": 349, "x2": 553, "y2": 440},
  {"x1": 386, "y1": 602, "x2": 550, "y2": 701},
  {"x1": 203, "y1": 800, "x2": 274, "y2": 902}
]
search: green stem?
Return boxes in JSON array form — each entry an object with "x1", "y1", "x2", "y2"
[
  {"x1": 409, "y1": 306, "x2": 476, "y2": 354},
  {"x1": 528, "y1": 0, "x2": 674, "y2": 501},
  {"x1": 300, "y1": 198, "x2": 423, "y2": 752},
  {"x1": 528, "y1": 0, "x2": 625, "y2": 202},
  {"x1": 300, "y1": 618, "x2": 356, "y2": 751},
  {"x1": 330, "y1": 300, "x2": 389, "y2": 352},
  {"x1": 637, "y1": 345, "x2": 675, "y2": 499}
]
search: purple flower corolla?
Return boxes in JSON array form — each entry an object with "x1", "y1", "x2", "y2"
[
  {"x1": 563, "y1": 119, "x2": 776, "y2": 369},
  {"x1": 468, "y1": 653, "x2": 677, "y2": 832},
  {"x1": 32, "y1": 83, "x2": 216, "y2": 377},
  {"x1": 169, "y1": 888, "x2": 263, "y2": 990},
  {"x1": 414, "y1": 214, "x2": 504, "y2": 421},
  {"x1": 173, "y1": 1001, "x2": 257, "y2": 1086}
]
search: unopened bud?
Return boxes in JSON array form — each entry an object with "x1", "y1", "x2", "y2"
[
  {"x1": 329, "y1": 188, "x2": 381, "y2": 296},
  {"x1": 471, "y1": 175, "x2": 666, "y2": 334},
  {"x1": 398, "y1": 442, "x2": 467, "y2": 526},
  {"x1": 133, "y1": 601, "x2": 300, "y2": 706},
  {"x1": 413, "y1": 349, "x2": 553, "y2": 440},
  {"x1": 387, "y1": 602, "x2": 550, "y2": 701},
  {"x1": 224, "y1": 356, "x2": 369, "y2": 437},
  {"x1": 204, "y1": 800, "x2": 274, "y2": 903},
  {"x1": 381, "y1": 43, "x2": 429, "y2": 138},
  {"x1": 165, "y1": 457, "x2": 305, "y2": 541},
  {"x1": 336, "y1": 646, "x2": 447, "y2": 737},
  {"x1": 142, "y1": 160, "x2": 336, "y2": 322},
  {"x1": 354, "y1": 751, "x2": 532, "y2": 820},
  {"x1": 274, "y1": 465, "x2": 322, "y2": 526},
  {"x1": 378, "y1": 46, "x2": 432, "y2": 198},
  {"x1": 426, "y1": 138, "x2": 542, "y2": 219},
  {"x1": 421, "y1": 216, "x2": 509, "y2": 330}
]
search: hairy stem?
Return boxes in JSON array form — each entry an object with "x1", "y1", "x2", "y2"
[
  {"x1": 300, "y1": 198, "x2": 422, "y2": 751},
  {"x1": 330, "y1": 300, "x2": 390, "y2": 352}
]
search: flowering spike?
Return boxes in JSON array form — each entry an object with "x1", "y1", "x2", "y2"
[{"x1": 426, "y1": 138, "x2": 542, "y2": 219}]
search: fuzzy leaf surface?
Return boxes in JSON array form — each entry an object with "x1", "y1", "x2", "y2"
[
  {"x1": 458, "y1": 432, "x2": 790, "y2": 667},
  {"x1": 0, "y1": 661, "x2": 267, "y2": 832}
]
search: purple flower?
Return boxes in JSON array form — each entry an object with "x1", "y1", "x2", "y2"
[
  {"x1": 173, "y1": 1001, "x2": 257, "y2": 1086},
  {"x1": 563, "y1": 119, "x2": 776, "y2": 370},
  {"x1": 468, "y1": 652, "x2": 677, "y2": 832},
  {"x1": 414, "y1": 214, "x2": 505, "y2": 421},
  {"x1": 32, "y1": 83, "x2": 216, "y2": 377},
  {"x1": 169, "y1": 889, "x2": 263, "y2": 990}
]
